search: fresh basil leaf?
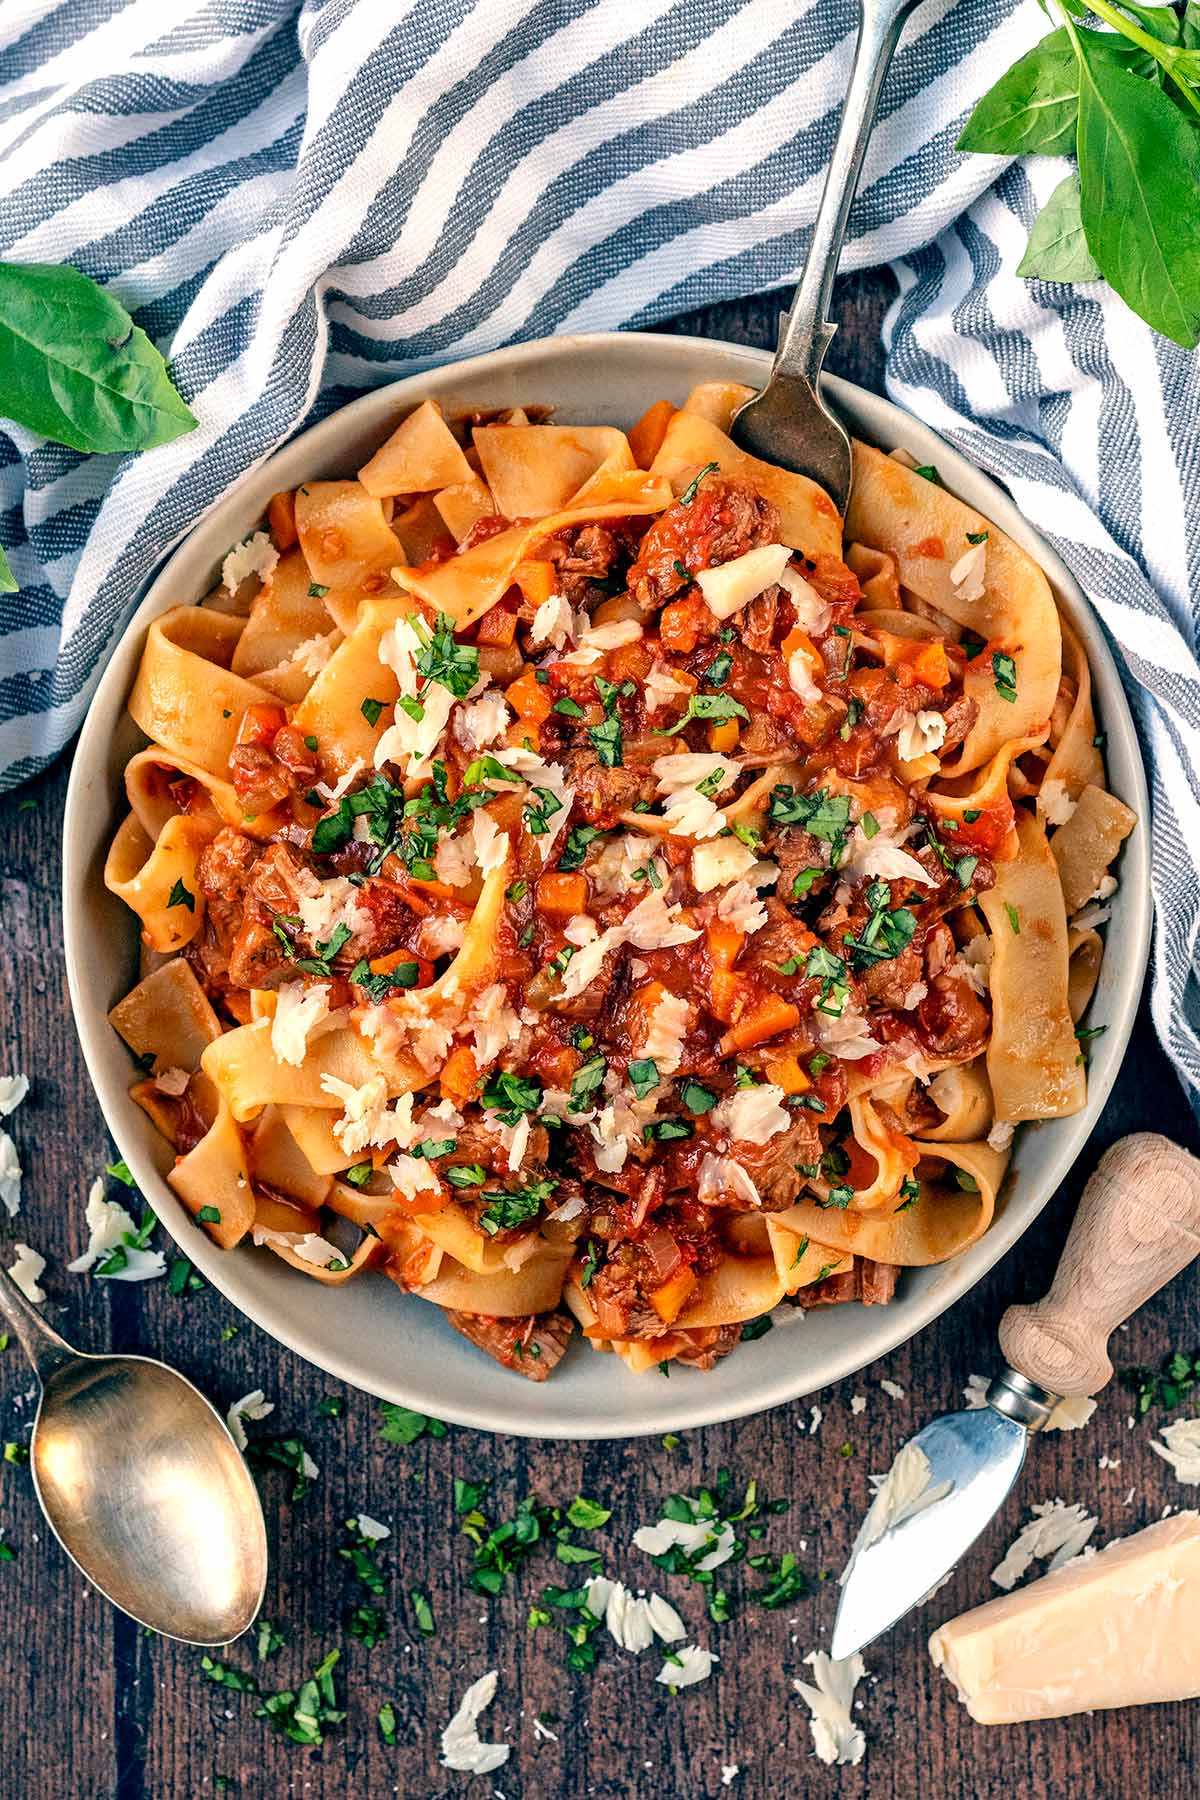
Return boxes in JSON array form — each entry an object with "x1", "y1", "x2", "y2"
[
  {"x1": 1076, "y1": 32, "x2": 1200, "y2": 349},
  {"x1": 957, "y1": 27, "x2": 1147, "y2": 158},
  {"x1": 0, "y1": 543, "x2": 15, "y2": 594},
  {"x1": 0, "y1": 262, "x2": 197, "y2": 453},
  {"x1": 957, "y1": 28, "x2": 1083, "y2": 156},
  {"x1": 1018, "y1": 173, "x2": 1101, "y2": 282}
]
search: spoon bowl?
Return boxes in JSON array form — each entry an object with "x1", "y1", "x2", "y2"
[{"x1": 0, "y1": 1267, "x2": 266, "y2": 1645}]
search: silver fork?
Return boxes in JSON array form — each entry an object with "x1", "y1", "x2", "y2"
[{"x1": 730, "y1": 0, "x2": 925, "y2": 513}]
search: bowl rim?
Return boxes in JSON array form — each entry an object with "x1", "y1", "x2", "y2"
[{"x1": 61, "y1": 329, "x2": 1152, "y2": 1438}]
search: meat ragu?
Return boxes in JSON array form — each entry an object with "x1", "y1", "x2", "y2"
[{"x1": 103, "y1": 384, "x2": 1134, "y2": 1385}]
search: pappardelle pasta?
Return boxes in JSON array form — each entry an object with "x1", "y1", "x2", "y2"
[{"x1": 104, "y1": 382, "x2": 1135, "y2": 1381}]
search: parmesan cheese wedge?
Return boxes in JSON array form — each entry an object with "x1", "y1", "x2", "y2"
[{"x1": 929, "y1": 1511, "x2": 1200, "y2": 1723}]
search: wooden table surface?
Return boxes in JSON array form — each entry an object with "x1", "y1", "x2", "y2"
[{"x1": 2, "y1": 272, "x2": 1197, "y2": 1800}]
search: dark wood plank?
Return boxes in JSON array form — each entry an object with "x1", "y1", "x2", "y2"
[{"x1": 1, "y1": 269, "x2": 1197, "y2": 1800}]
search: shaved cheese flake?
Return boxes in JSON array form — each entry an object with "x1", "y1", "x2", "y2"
[
  {"x1": 787, "y1": 647, "x2": 823, "y2": 704},
  {"x1": 950, "y1": 539, "x2": 987, "y2": 600},
  {"x1": 471, "y1": 807, "x2": 510, "y2": 875},
  {"x1": 697, "y1": 1151, "x2": 762, "y2": 1209},
  {"x1": 695, "y1": 542, "x2": 791, "y2": 619},
  {"x1": 356, "y1": 1512, "x2": 391, "y2": 1541},
  {"x1": 271, "y1": 980, "x2": 332, "y2": 1068},
  {"x1": 643, "y1": 990, "x2": 691, "y2": 1076},
  {"x1": 896, "y1": 709, "x2": 947, "y2": 762},
  {"x1": 292, "y1": 634, "x2": 333, "y2": 677},
  {"x1": 661, "y1": 787, "x2": 725, "y2": 839},
  {"x1": 813, "y1": 997, "x2": 880, "y2": 1061},
  {"x1": 644, "y1": 662, "x2": 692, "y2": 715},
  {"x1": 624, "y1": 891, "x2": 701, "y2": 950},
  {"x1": 691, "y1": 837, "x2": 758, "y2": 893},
  {"x1": 388, "y1": 1154, "x2": 442, "y2": 1204},
  {"x1": 467, "y1": 982, "x2": 521, "y2": 1066},
  {"x1": 0, "y1": 1075, "x2": 29, "y2": 1117},
  {"x1": 292, "y1": 1233, "x2": 348, "y2": 1270},
  {"x1": 793, "y1": 1652, "x2": 867, "y2": 1767},
  {"x1": 1151, "y1": 1418, "x2": 1200, "y2": 1484},
  {"x1": 529, "y1": 591, "x2": 573, "y2": 649},
  {"x1": 440, "y1": 1669, "x2": 510, "y2": 1775},
  {"x1": 780, "y1": 564, "x2": 832, "y2": 635},
  {"x1": 652, "y1": 753, "x2": 739, "y2": 796},
  {"x1": 456, "y1": 691, "x2": 510, "y2": 752},
  {"x1": 656, "y1": 1644, "x2": 718, "y2": 1689},
  {"x1": 0, "y1": 1130, "x2": 20, "y2": 1218},
  {"x1": 840, "y1": 1442, "x2": 951, "y2": 1585},
  {"x1": 1038, "y1": 777, "x2": 1077, "y2": 828},
  {"x1": 634, "y1": 1513, "x2": 736, "y2": 1571},
  {"x1": 376, "y1": 616, "x2": 455, "y2": 776},
  {"x1": 226, "y1": 1389, "x2": 274, "y2": 1452},
  {"x1": 716, "y1": 880, "x2": 769, "y2": 935},
  {"x1": 68, "y1": 1176, "x2": 167, "y2": 1282},
  {"x1": 8, "y1": 1242, "x2": 45, "y2": 1304},
  {"x1": 222, "y1": 530, "x2": 277, "y2": 594},
  {"x1": 559, "y1": 619, "x2": 643, "y2": 665},
  {"x1": 991, "y1": 1499, "x2": 1098, "y2": 1589},
  {"x1": 713, "y1": 1083, "x2": 789, "y2": 1145}
]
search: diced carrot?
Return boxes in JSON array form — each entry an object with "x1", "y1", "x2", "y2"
[
  {"x1": 475, "y1": 602, "x2": 519, "y2": 647},
  {"x1": 236, "y1": 702, "x2": 287, "y2": 748},
  {"x1": 707, "y1": 921, "x2": 744, "y2": 971},
  {"x1": 440, "y1": 1045, "x2": 480, "y2": 1110},
  {"x1": 536, "y1": 871, "x2": 588, "y2": 917},
  {"x1": 627, "y1": 399, "x2": 676, "y2": 470},
  {"x1": 708, "y1": 718, "x2": 739, "y2": 753},
  {"x1": 402, "y1": 877, "x2": 460, "y2": 904},
  {"x1": 659, "y1": 593, "x2": 718, "y2": 655},
  {"x1": 508, "y1": 721, "x2": 540, "y2": 754},
  {"x1": 267, "y1": 489, "x2": 297, "y2": 551},
  {"x1": 719, "y1": 997, "x2": 801, "y2": 1055},
  {"x1": 649, "y1": 1266, "x2": 698, "y2": 1326},
  {"x1": 765, "y1": 1055, "x2": 811, "y2": 1095},
  {"x1": 512, "y1": 560, "x2": 557, "y2": 608},
  {"x1": 708, "y1": 971, "x2": 740, "y2": 1024},
  {"x1": 608, "y1": 640, "x2": 653, "y2": 685},
  {"x1": 878, "y1": 629, "x2": 950, "y2": 691},
  {"x1": 505, "y1": 668, "x2": 553, "y2": 724}
]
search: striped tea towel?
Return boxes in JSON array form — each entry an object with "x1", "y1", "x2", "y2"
[{"x1": 1, "y1": 0, "x2": 1198, "y2": 1109}]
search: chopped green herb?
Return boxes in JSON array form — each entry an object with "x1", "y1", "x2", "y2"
[
  {"x1": 553, "y1": 695, "x2": 586, "y2": 719},
  {"x1": 410, "y1": 1588, "x2": 435, "y2": 1638},
  {"x1": 679, "y1": 461, "x2": 719, "y2": 506},
  {"x1": 256, "y1": 1619, "x2": 285, "y2": 1662},
  {"x1": 653, "y1": 693, "x2": 749, "y2": 738},
  {"x1": 360, "y1": 697, "x2": 385, "y2": 727},
  {"x1": 166, "y1": 878, "x2": 195, "y2": 912},
  {"x1": 196, "y1": 1205, "x2": 221, "y2": 1224},
  {"x1": 679, "y1": 1079, "x2": 716, "y2": 1114},
  {"x1": 378, "y1": 1701, "x2": 399, "y2": 1746},
  {"x1": 343, "y1": 1160, "x2": 374, "y2": 1189},
  {"x1": 912, "y1": 464, "x2": 944, "y2": 486},
  {"x1": 703, "y1": 649, "x2": 732, "y2": 686},
  {"x1": 379, "y1": 1404, "x2": 447, "y2": 1446},
  {"x1": 256, "y1": 1648, "x2": 344, "y2": 1746},
  {"x1": 446, "y1": 1164, "x2": 487, "y2": 1189},
  {"x1": 992, "y1": 651, "x2": 1018, "y2": 704},
  {"x1": 1005, "y1": 902, "x2": 1021, "y2": 935},
  {"x1": 569, "y1": 1054, "x2": 608, "y2": 1113}
]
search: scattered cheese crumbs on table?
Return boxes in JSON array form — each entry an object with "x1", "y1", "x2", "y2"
[
  {"x1": 879, "y1": 1379, "x2": 905, "y2": 1400},
  {"x1": 1150, "y1": 1417, "x2": 1200, "y2": 1484},
  {"x1": 7, "y1": 1242, "x2": 45, "y2": 1303},
  {"x1": 0, "y1": 1129, "x2": 20, "y2": 1218},
  {"x1": 808, "y1": 1405, "x2": 822, "y2": 1436},
  {"x1": 226, "y1": 1390, "x2": 275, "y2": 1452},
  {"x1": 531, "y1": 1718, "x2": 558, "y2": 1743},
  {"x1": 793, "y1": 1651, "x2": 867, "y2": 1766},
  {"x1": 67, "y1": 1178, "x2": 167, "y2": 1282},
  {"x1": 440, "y1": 1669, "x2": 510, "y2": 1775},
  {"x1": 583, "y1": 1576, "x2": 685, "y2": 1654},
  {"x1": 850, "y1": 1395, "x2": 866, "y2": 1415},
  {"x1": 355, "y1": 1513, "x2": 391, "y2": 1542},
  {"x1": 720, "y1": 1764, "x2": 740, "y2": 1786},
  {"x1": 633, "y1": 1513, "x2": 736, "y2": 1572},
  {"x1": 655, "y1": 1645, "x2": 717, "y2": 1690},
  {"x1": 0, "y1": 1075, "x2": 29, "y2": 1117},
  {"x1": 990, "y1": 1499, "x2": 1097, "y2": 1590}
]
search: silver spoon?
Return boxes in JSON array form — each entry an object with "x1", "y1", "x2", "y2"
[
  {"x1": 730, "y1": 0, "x2": 925, "y2": 510},
  {"x1": 0, "y1": 1263, "x2": 267, "y2": 1644}
]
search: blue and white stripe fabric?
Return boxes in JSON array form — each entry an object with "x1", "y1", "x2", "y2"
[{"x1": 1, "y1": 0, "x2": 1198, "y2": 1107}]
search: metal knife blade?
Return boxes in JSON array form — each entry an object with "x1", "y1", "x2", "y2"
[{"x1": 830, "y1": 1405, "x2": 1029, "y2": 1661}]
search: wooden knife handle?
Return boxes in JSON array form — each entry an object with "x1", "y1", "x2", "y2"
[{"x1": 999, "y1": 1134, "x2": 1200, "y2": 1398}]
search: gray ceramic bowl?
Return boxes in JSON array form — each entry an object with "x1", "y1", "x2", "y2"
[{"x1": 62, "y1": 332, "x2": 1150, "y2": 1438}]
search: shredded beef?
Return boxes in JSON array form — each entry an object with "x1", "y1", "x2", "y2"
[
  {"x1": 917, "y1": 972, "x2": 990, "y2": 1062},
  {"x1": 627, "y1": 475, "x2": 780, "y2": 612},
  {"x1": 671, "y1": 1322, "x2": 742, "y2": 1370},
  {"x1": 561, "y1": 746, "x2": 659, "y2": 827},
  {"x1": 862, "y1": 941, "x2": 925, "y2": 1011},
  {"x1": 196, "y1": 828, "x2": 262, "y2": 953},
  {"x1": 446, "y1": 1309, "x2": 574, "y2": 1381},
  {"x1": 726, "y1": 1110, "x2": 822, "y2": 1211},
  {"x1": 741, "y1": 587, "x2": 780, "y2": 656},
  {"x1": 804, "y1": 1257, "x2": 899, "y2": 1308}
]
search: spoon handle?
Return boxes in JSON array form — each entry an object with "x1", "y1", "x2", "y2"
[
  {"x1": 0, "y1": 1263, "x2": 76, "y2": 1382},
  {"x1": 772, "y1": 0, "x2": 922, "y2": 389}
]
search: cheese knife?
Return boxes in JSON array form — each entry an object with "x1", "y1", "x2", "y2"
[{"x1": 831, "y1": 1132, "x2": 1200, "y2": 1660}]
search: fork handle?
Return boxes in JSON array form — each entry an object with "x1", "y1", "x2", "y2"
[
  {"x1": 999, "y1": 1134, "x2": 1200, "y2": 1398},
  {"x1": 773, "y1": 0, "x2": 922, "y2": 386}
]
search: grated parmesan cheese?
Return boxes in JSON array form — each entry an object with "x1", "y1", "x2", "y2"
[
  {"x1": 226, "y1": 1389, "x2": 274, "y2": 1451},
  {"x1": 356, "y1": 1512, "x2": 391, "y2": 1542},
  {"x1": 812, "y1": 997, "x2": 880, "y2": 1062},
  {"x1": 583, "y1": 1576, "x2": 686, "y2": 1654},
  {"x1": 691, "y1": 838, "x2": 758, "y2": 892},
  {"x1": 642, "y1": 990, "x2": 690, "y2": 1076},
  {"x1": 1151, "y1": 1417, "x2": 1200, "y2": 1484},
  {"x1": 559, "y1": 619, "x2": 643, "y2": 665},
  {"x1": 292, "y1": 1233, "x2": 348, "y2": 1270},
  {"x1": 0, "y1": 1129, "x2": 20, "y2": 1218},
  {"x1": 793, "y1": 1651, "x2": 867, "y2": 1767},
  {"x1": 1038, "y1": 778, "x2": 1077, "y2": 828},
  {"x1": 697, "y1": 1151, "x2": 762, "y2": 1209},
  {"x1": 67, "y1": 1177, "x2": 167, "y2": 1282},
  {"x1": 895, "y1": 709, "x2": 947, "y2": 762},
  {"x1": 376, "y1": 616, "x2": 456, "y2": 778},
  {"x1": 471, "y1": 807, "x2": 510, "y2": 876},
  {"x1": 780, "y1": 564, "x2": 832, "y2": 634},
  {"x1": 661, "y1": 786, "x2": 726, "y2": 839},
  {"x1": 8, "y1": 1242, "x2": 45, "y2": 1304},
  {"x1": 440, "y1": 1669, "x2": 510, "y2": 1775},
  {"x1": 0, "y1": 1075, "x2": 29, "y2": 1117},
  {"x1": 456, "y1": 691, "x2": 511, "y2": 751},
  {"x1": 656, "y1": 1644, "x2": 718, "y2": 1689},
  {"x1": 271, "y1": 981, "x2": 331, "y2": 1068},
  {"x1": 652, "y1": 752, "x2": 739, "y2": 796},
  {"x1": 644, "y1": 662, "x2": 692, "y2": 714},
  {"x1": 991, "y1": 1499, "x2": 1098, "y2": 1590},
  {"x1": 529, "y1": 591, "x2": 573, "y2": 649},
  {"x1": 716, "y1": 880, "x2": 768, "y2": 935},
  {"x1": 695, "y1": 543, "x2": 791, "y2": 619},
  {"x1": 388, "y1": 1154, "x2": 442, "y2": 1205},
  {"x1": 222, "y1": 530, "x2": 277, "y2": 594},
  {"x1": 466, "y1": 982, "x2": 521, "y2": 1066},
  {"x1": 713, "y1": 1083, "x2": 789, "y2": 1145},
  {"x1": 949, "y1": 538, "x2": 987, "y2": 601}
]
